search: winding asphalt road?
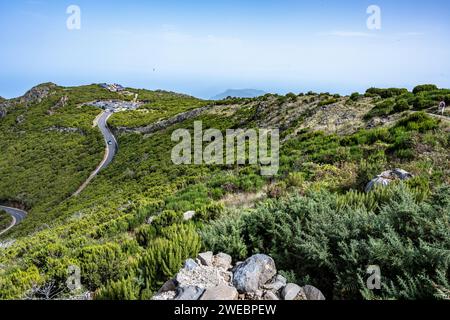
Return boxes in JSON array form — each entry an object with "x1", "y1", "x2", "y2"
[
  {"x1": 73, "y1": 110, "x2": 118, "y2": 196},
  {"x1": 0, "y1": 206, "x2": 27, "y2": 236},
  {"x1": 0, "y1": 110, "x2": 118, "y2": 235}
]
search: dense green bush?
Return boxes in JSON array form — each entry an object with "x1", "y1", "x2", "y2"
[
  {"x1": 164, "y1": 184, "x2": 211, "y2": 214},
  {"x1": 413, "y1": 96, "x2": 435, "y2": 110},
  {"x1": 350, "y1": 92, "x2": 360, "y2": 101},
  {"x1": 0, "y1": 265, "x2": 44, "y2": 299},
  {"x1": 200, "y1": 210, "x2": 248, "y2": 259},
  {"x1": 151, "y1": 210, "x2": 183, "y2": 229},
  {"x1": 413, "y1": 84, "x2": 438, "y2": 95},
  {"x1": 135, "y1": 224, "x2": 157, "y2": 247},
  {"x1": 364, "y1": 99, "x2": 395, "y2": 118},
  {"x1": 138, "y1": 223, "x2": 201, "y2": 291},
  {"x1": 201, "y1": 184, "x2": 450, "y2": 300},
  {"x1": 95, "y1": 278, "x2": 141, "y2": 300},
  {"x1": 366, "y1": 88, "x2": 409, "y2": 98},
  {"x1": 95, "y1": 223, "x2": 201, "y2": 299},
  {"x1": 194, "y1": 202, "x2": 225, "y2": 222},
  {"x1": 393, "y1": 99, "x2": 410, "y2": 113},
  {"x1": 77, "y1": 243, "x2": 133, "y2": 291},
  {"x1": 445, "y1": 95, "x2": 450, "y2": 105},
  {"x1": 286, "y1": 92, "x2": 297, "y2": 101},
  {"x1": 355, "y1": 151, "x2": 387, "y2": 190},
  {"x1": 318, "y1": 98, "x2": 338, "y2": 107},
  {"x1": 393, "y1": 112, "x2": 439, "y2": 133}
]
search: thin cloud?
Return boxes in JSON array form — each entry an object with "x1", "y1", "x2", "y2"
[
  {"x1": 318, "y1": 31, "x2": 376, "y2": 38},
  {"x1": 395, "y1": 32, "x2": 425, "y2": 36}
]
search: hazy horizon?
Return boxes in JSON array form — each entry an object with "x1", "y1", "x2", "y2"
[{"x1": 3, "y1": 80, "x2": 450, "y2": 101}]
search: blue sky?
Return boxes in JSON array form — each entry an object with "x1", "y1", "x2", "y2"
[{"x1": 1, "y1": 0, "x2": 449, "y2": 98}]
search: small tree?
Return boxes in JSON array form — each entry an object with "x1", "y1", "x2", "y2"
[{"x1": 350, "y1": 92, "x2": 360, "y2": 101}]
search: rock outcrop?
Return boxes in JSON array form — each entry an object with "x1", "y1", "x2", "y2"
[
  {"x1": 365, "y1": 169, "x2": 413, "y2": 192},
  {"x1": 0, "y1": 107, "x2": 7, "y2": 119},
  {"x1": 115, "y1": 105, "x2": 212, "y2": 135},
  {"x1": 20, "y1": 83, "x2": 57, "y2": 105},
  {"x1": 152, "y1": 252, "x2": 325, "y2": 301},
  {"x1": 100, "y1": 83, "x2": 125, "y2": 92},
  {"x1": 45, "y1": 126, "x2": 85, "y2": 135}
]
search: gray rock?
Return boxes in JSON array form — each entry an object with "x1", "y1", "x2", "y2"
[
  {"x1": 20, "y1": 83, "x2": 56, "y2": 104},
  {"x1": 392, "y1": 168, "x2": 413, "y2": 180},
  {"x1": 184, "y1": 258, "x2": 199, "y2": 271},
  {"x1": 281, "y1": 283, "x2": 302, "y2": 300},
  {"x1": 0, "y1": 107, "x2": 7, "y2": 119},
  {"x1": 221, "y1": 271, "x2": 233, "y2": 283},
  {"x1": 296, "y1": 288, "x2": 307, "y2": 300},
  {"x1": 157, "y1": 279, "x2": 177, "y2": 294},
  {"x1": 45, "y1": 126, "x2": 84, "y2": 135},
  {"x1": 200, "y1": 285, "x2": 238, "y2": 300},
  {"x1": 365, "y1": 169, "x2": 413, "y2": 192},
  {"x1": 153, "y1": 291, "x2": 176, "y2": 300},
  {"x1": 55, "y1": 95, "x2": 68, "y2": 108},
  {"x1": 183, "y1": 211, "x2": 196, "y2": 221},
  {"x1": 263, "y1": 274, "x2": 287, "y2": 291},
  {"x1": 232, "y1": 254, "x2": 277, "y2": 293},
  {"x1": 245, "y1": 290, "x2": 265, "y2": 300},
  {"x1": 174, "y1": 286, "x2": 205, "y2": 300},
  {"x1": 303, "y1": 285, "x2": 325, "y2": 300},
  {"x1": 197, "y1": 251, "x2": 214, "y2": 266},
  {"x1": 213, "y1": 252, "x2": 232, "y2": 270},
  {"x1": 365, "y1": 176, "x2": 391, "y2": 192},
  {"x1": 176, "y1": 264, "x2": 229, "y2": 289},
  {"x1": 255, "y1": 289, "x2": 264, "y2": 298},
  {"x1": 263, "y1": 290, "x2": 280, "y2": 300}
]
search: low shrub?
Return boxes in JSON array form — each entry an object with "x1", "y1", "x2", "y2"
[
  {"x1": 201, "y1": 185, "x2": 450, "y2": 300},
  {"x1": 138, "y1": 223, "x2": 201, "y2": 291},
  {"x1": 413, "y1": 84, "x2": 438, "y2": 95}
]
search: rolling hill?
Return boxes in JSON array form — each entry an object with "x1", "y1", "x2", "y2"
[{"x1": 0, "y1": 83, "x2": 449, "y2": 300}]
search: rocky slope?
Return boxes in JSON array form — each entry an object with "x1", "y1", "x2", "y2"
[
  {"x1": 153, "y1": 252, "x2": 325, "y2": 301},
  {"x1": 112, "y1": 93, "x2": 406, "y2": 139},
  {"x1": 19, "y1": 83, "x2": 57, "y2": 105},
  {"x1": 0, "y1": 83, "x2": 57, "y2": 118}
]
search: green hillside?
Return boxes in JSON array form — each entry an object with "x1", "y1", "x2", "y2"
[
  {"x1": 0, "y1": 211, "x2": 12, "y2": 230},
  {"x1": 0, "y1": 83, "x2": 449, "y2": 300}
]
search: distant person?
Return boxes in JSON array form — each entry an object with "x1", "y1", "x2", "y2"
[{"x1": 439, "y1": 101, "x2": 446, "y2": 115}]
